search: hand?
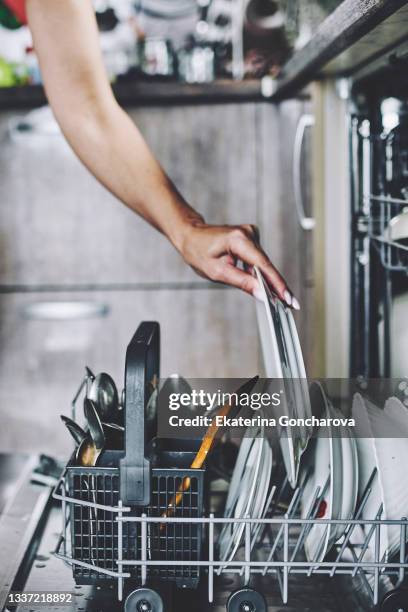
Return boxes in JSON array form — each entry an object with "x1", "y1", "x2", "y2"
[{"x1": 179, "y1": 221, "x2": 299, "y2": 309}]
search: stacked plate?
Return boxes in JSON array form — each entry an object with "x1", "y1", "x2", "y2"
[
  {"x1": 300, "y1": 382, "x2": 358, "y2": 562},
  {"x1": 251, "y1": 268, "x2": 408, "y2": 565},
  {"x1": 219, "y1": 426, "x2": 273, "y2": 565},
  {"x1": 352, "y1": 393, "x2": 408, "y2": 562},
  {"x1": 254, "y1": 267, "x2": 312, "y2": 488}
]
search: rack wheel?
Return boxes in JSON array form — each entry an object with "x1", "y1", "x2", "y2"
[
  {"x1": 380, "y1": 588, "x2": 408, "y2": 612},
  {"x1": 226, "y1": 588, "x2": 267, "y2": 612},
  {"x1": 124, "y1": 588, "x2": 164, "y2": 612}
]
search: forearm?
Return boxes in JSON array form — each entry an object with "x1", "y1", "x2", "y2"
[
  {"x1": 26, "y1": 0, "x2": 201, "y2": 251},
  {"x1": 58, "y1": 98, "x2": 203, "y2": 250},
  {"x1": 26, "y1": 0, "x2": 293, "y2": 302}
]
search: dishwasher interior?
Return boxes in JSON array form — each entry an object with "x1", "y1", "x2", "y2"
[
  {"x1": 350, "y1": 46, "x2": 408, "y2": 380},
  {"x1": 3, "y1": 325, "x2": 408, "y2": 612}
]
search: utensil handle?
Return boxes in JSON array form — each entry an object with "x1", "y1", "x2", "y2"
[{"x1": 120, "y1": 321, "x2": 160, "y2": 506}]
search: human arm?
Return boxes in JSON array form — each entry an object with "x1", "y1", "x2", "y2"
[{"x1": 26, "y1": 0, "x2": 297, "y2": 306}]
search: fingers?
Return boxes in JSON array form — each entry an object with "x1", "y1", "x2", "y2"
[
  {"x1": 213, "y1": 261, "x2": 259, "y2": 295},
  {"x1": 226, "y1": 226, "x2": 300, "y2": 309},
  {"x1": 241, "y1": 223, "x2": 260, "y2": 244}
]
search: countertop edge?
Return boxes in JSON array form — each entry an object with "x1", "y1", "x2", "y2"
[{"x1": 0, "y1": 79, "x2": 267, "y2": 110}]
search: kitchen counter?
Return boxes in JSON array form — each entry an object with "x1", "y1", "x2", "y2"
[{"x1": 0, "y1": 79, "x2": 266, "y2": 110}]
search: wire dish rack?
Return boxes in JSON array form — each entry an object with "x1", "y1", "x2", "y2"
[
  {"x1": 52, "y1": 322, "x2": 408, "y2": 610},
  {"x1": 367, "y1": 193, "x2": 408, "y2": 272},
  {"x1": 356, "y1": 120, "x2": 408, "y2": 273},
  {"x1": 53, "y1": 462, "x2": 408, "y2": 611},
  {"x1": 350, "y1": 115, "x2": 408, "y2": 379}
]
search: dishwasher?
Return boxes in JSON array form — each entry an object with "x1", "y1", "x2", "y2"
[{"x1": 1, "y1": 315, "x2": 406, "y2": 612}]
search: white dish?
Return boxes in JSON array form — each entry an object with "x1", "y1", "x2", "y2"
[
  {"x1": 371, "y1": 396, "x2": 408, "y2": 559},
  {"x1": 300, "y1": 383, "x2": 358, "y2": 562},
  {"x1": 251, "y1": 441, "x2": 273, "y2": 522},
  {"x1": 219, "y1": 429, "x2": 265, "y2": 563},
  {"x1": 385, "y1": 209, "x2": 408, "y2": 242},
  {"x1": 352, "y1": 394, "x2": 389, "y2": 561},
  {"x1": 254, "y1": 266, "x2": 310, "y2": 488},
  {"x1": 286, "y1": 307, "x2": 313, "y2": 445},
  {"x1": 301, "y1": 426, "x2": 340, "y2": 562},
  {"x1": 335, "y1": 415, "x2": 359, "y2": 542},
  {"x1": 250, "y1": 443, "x2": 274, "y2": 546},
  {"x1": 278, "y1": 303, "x2": 311, "y2": 447},
  {"x1": 253, "y1": 267, "x2": 284, "y2": 379},
  {"x1": 223, "y1": 433, "x2": 255, "y2": 518}
]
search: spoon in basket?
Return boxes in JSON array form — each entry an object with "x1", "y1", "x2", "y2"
[{"x1": 79, "y1": 399, "x2": 106, "y2": 467}]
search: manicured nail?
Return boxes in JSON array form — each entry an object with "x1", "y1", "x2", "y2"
[
  {"x1": 283, "y1": 290, "x2": 292, "y2": 306},
  {"x1": 252, "y1": 287, "x2": 264, "y2": 302},
  {"x1": 292, "y1": 296, "x2": 300, "y2": 310}
]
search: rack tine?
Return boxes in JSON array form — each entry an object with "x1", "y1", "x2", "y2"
[
  {"x1": 261, "y1": 487, "x2": 303, "y2": 576},
  {"x1": 352, "y1": 504, "x2": 383, "y2": 578},
  {"x1": 251, "y1": 485, "x2": 277, "y2": 550},
  {"x1": 305, "y1": 476, "x2": 331, "y2": 578},
  {"x1": 282, "y1": 522, "x2": 289, "y2": 604},
  {"x1": 276, "y1": 562, "x2": 284, "y2": 599},
  {"x1": 208, "y1": 513, "x2": 214, "y2": 603},
  {"x1": 330, "y1": 469, "x2": 377, "y2": 577},
  {"x1": 367, "y1": 194, "x2": 408, "y2": 206},
  {"x1": 399, "y1": 518, "x2": 407, "y2": 585},
  {"x1": 373, "y1": 523, "x2": 381, "y2": 605},
  {"x1": 289, "y1": 481, "x2": 326, "y2": 572},
  {"x1": 244, "y1": 515, "x2": 251, "y2": 584},
  {"x1": 346, "y1": 535, "x2": 375, "y2": 599}
]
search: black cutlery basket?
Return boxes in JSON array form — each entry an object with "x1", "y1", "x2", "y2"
[{"x1": 66, "y1": 322, "x2": 205, "y2": 588}]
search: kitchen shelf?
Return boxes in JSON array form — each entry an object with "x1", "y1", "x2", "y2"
[
  {"x1": 0, "y1": 0, "x2": 406, "y2": 110},
  {"x1": 0, "y1": 79, "x2": 266, "y2": 110},
  {"x1": 272, "y1": 0, "x2": 408, "y2": 100}
]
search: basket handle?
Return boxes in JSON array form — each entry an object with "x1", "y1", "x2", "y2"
[{"x1": 120, "y1": 321, "x2": 160, "y2": 506}]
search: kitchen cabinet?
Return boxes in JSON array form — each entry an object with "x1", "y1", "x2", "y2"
[
  {"x1": 0, "y1": 104, "x2": 258, "y2": 287},
  {"x1": 0, "y1": 287, "x2": 259, "y2": 456}
]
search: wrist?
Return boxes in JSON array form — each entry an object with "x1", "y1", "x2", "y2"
[{"x1": 169, "y1": 209, "x2": 205, "y2": 255}]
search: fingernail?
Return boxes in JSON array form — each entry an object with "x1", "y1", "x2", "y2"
[
  {"x1": 252, "y1": 287, "x2": 264, "y2": 302},
  {"x1": 292, "y1": 297, "x2": 301, "y2": 310},
  {"x1": 283, "y1": 290, "x2": 292, "y2": 306}
]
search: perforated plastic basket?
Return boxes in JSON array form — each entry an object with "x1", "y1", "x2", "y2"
[{"x1": 66, "y1": 322, "x2": 205, "y2": 589}]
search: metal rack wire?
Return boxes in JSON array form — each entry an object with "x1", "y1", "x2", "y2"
[
  {"x1": 350, "y1": 114, "x2": 408, "y2": 378},
  {"x1": 52, "y1": 463, "x2": 408, "y2": 609},
  {"x1": 366, "y1": 193, "x2": 408, "y2": 272}
]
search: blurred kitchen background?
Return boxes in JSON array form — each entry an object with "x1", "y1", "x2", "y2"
[{"x1": 0, "y1": 0, "x2": 407, "y2": 458}]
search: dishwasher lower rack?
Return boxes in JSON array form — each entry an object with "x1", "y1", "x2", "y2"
[{"x1": 53, "y1": 474, "x2": 408, "y2": 611}]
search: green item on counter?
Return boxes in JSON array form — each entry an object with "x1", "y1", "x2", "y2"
[
  {"x1": 0, "y1": 1, "x2": 22, "y2": 29},
  {"x1": 0, "y1": 56, "x2": 28, "y2": 87},
  {"x1": 0, "y1": 57, "x2": 16, "y2": 86}
]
